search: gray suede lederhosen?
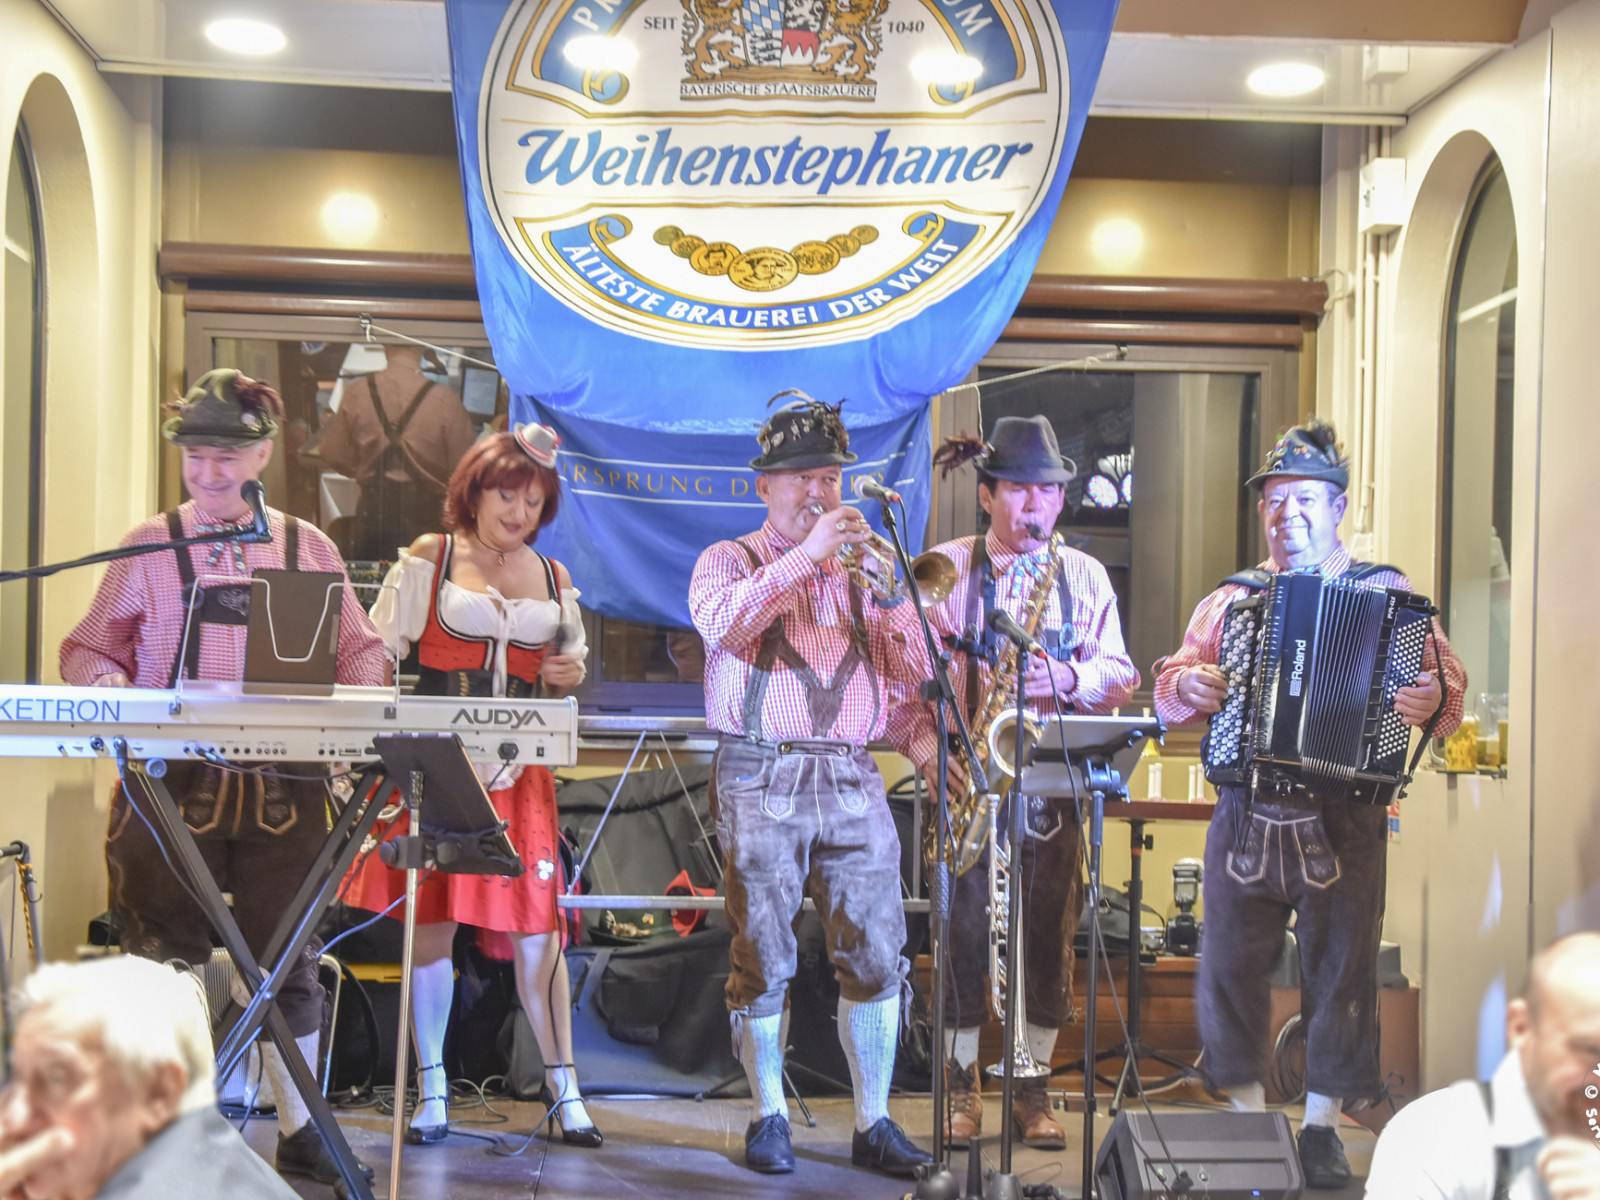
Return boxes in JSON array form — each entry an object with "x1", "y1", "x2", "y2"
[{"x1": 713, "y1": 540, "x2": 909, "y2": 1021}]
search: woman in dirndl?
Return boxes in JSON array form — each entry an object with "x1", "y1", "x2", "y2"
[{"x1": 345, "y1": 422, "x2": 600, "y2": 1147}]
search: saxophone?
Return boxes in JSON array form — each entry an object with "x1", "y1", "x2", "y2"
[{"x1": 925, "y1": 530, "x2": 1067, "y2": 876}]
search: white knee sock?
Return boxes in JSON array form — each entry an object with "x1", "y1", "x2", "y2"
[
  {"x1": 839, "y1": 994, "x2": 899, "y2": 1133},
  {"x1": 943, "y1": 1027, "x2": 981, "y2": 1070},
  {"x1": 1229, "y1": 1081, "x2": 1266, "y2": 1113},
  {"x1": 739, "y1": 1012, "x2": 787, "y2": 1122},
  {"x1": 262, "y1": 1033, "x2": 319, "y2": 1136},
  {"x1": 1303, "y1": 1092, "x2": 1342, "y2": 1129},
  {"x1": 1026, "y1": 1022, "x2": 1059, "y2": 1069}
]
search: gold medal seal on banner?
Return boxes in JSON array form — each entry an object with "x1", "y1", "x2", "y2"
[
  {"x1": 654, "y1": 224, "x2": 881, "y2": 290},
  {"x1": 728, "y1": 248, "x2": 799, "y2": 292}
]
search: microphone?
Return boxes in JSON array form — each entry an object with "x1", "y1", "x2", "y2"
[
  {"x1": 237, "y1": 480, "x2": 272, "y2": 544},
  {"x1": 853, "y1": 476, "x2": 902, "y2": 505},
  {"x1": 987, "y1": 608, "x2": 1045, "y2": 657}
]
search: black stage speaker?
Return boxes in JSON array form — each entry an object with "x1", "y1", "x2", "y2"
[{"x1": 1095, "y1": 1111, "x2": 1304, "y2": 1200}]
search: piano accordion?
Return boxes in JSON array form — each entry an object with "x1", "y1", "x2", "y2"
[{"x1": 1201, "y1": 570, "x2": 1434, "y2": 804}]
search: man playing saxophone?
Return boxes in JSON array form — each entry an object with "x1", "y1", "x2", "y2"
[{"x1": 893, "y1": 415, "x2": 1140, "y2": 1148}]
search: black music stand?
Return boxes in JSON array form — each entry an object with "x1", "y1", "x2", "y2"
[
  {"x1": 115, "y1": 741, "x2": 398, "y2": 1200},
  {"x1": 1098, "y1": 802, "x2": 1211, "y2": 1115},
  {"x1": 371, "y1": 733, "x2": 522, "y2": 1195},
  {"x1": 1019, "y1": 714, "x2": 1161, "y2": 1200}
]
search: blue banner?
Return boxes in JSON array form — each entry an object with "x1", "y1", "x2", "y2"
[
  {"x1": 532, "y1": 401, "x2": 930, "y2": 625},
  {"x1": 445, "y1": 0, "x2": 1118, "y2": 622}
]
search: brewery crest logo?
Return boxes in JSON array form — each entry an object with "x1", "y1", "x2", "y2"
[{"x1": 478, "y1": 0, "x2": 1069, "y2": 348}]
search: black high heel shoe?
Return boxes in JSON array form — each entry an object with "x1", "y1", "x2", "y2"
[
  {"x1": 538, "y1": 1067, "x2": 602, "y2": 1148},
  {"x1": 404, "y1": 1063, "x2": 450, "y2": 1145}
]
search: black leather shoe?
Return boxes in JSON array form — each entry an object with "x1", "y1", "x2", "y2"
[
  {"x1": 851, "y1": 1117, "x2": 932, "y2": 1178},
  {"x1": 744, "y1": 1113, "x2": 795, "y2": 1174},
  {"x1": 275, "y1": 1122, "x2": 376, "y2": 1185},
  {"x1": 1297, "y1": 1125, "x2": 1352, "y2": 1190}
]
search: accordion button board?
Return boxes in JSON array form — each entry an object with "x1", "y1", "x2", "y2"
[{"x1": 1200, "y1": 571, "x2": 1433, "y2": 803}]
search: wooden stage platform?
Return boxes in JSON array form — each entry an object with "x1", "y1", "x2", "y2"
[{"x1": 243, "y1": 1093, "x2": 1377, "y2": 1200}]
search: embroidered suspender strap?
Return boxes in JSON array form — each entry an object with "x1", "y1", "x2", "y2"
[
  {"x1": 1048, "y1": 559, "x2": 1077, "y2": 662},
  {"x1": 733, "y1": 539, "x2": 873, "y2": 740},
  {"x1": 367, "y1": 376, "x2": 438, "y2": 488},
  {"x1": 1220, "y1": 567, "x2": 1274, "y2": 591},
  {"x1": 1344, "y1": 561, "x2": 1405, "y2": 583},
  {"x1": 1476, "y1": 1082, "x2": 1511, "y2": 1200},
  {"x1": 162, "y1": 510, "x2": 293, "y2": 686},
  {"x1": 166, "y1": 510, "x2": 200, "y2": 687},
  {"x1": 958, "y1": 535, "x2": 996, "y2": 721}
]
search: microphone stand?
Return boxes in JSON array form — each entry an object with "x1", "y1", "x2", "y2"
[
  {"x1": 0, "y1": 491, "x2": 272, "y2": 584},
  {"x1": 874, "y1": 498, "x2": 987, "y2": 1200}
]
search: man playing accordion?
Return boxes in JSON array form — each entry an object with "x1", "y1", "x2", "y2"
[{"x1": 1155, "y1": 419, "x2": 1466, "y2": 1188}]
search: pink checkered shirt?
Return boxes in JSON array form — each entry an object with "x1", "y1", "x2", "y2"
[
  {"x1": 689, "y1": 520, "x2": 932, "y2": 759},
  {"x1": 887, "y1": 530, "x2": 1140, "y2": 766},
  {"x1": 60, "y1": 502, "x2": 389, "y2": 689},
  {"x1": 1153, "y1": 543, "x2": 1466, "y2": 735}
]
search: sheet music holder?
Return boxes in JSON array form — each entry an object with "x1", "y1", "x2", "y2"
[
  {"x1": 241, "y1": 568, "x2": 344, "y2": 696},
  {"x1": 1019, "y1": 714, "x2": 1161, "y2": 798},
  {"x1": 372, "y1": 733, "x2": 522, "y2": 876}
]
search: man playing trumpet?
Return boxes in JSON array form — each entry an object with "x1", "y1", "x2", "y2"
[
  {"x1": 687, "y1": 392, "x2": 937, "y2": 1179},
  {"x1": 900, "y1": 416, "x2": 1140, "y2": 1147}
]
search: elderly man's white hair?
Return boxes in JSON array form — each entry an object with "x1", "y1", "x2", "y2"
[{"x1": 17, "y1": 956, "x2": 216, "y2": 1115}]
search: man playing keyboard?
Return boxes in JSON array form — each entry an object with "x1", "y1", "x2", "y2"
[{"x1": 59, "y1": 370, "x2": 388, "y2": 1189}]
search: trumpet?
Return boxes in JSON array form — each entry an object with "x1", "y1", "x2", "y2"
[{"x1": 804, "y1": 503, "x2": 956, "y2": 606}]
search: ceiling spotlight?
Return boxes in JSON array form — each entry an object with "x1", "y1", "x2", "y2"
[
  {"x1": 204, "y1": 17, "x2": 288, "y2": 57},
  {"x1": 911, "y1": 51, "x2": 983, "y2": 86},
  {"x1": 563, "y1": 36, "x2": 639, "y2": 71},
  {"x1": 1246, "y1": 62, "x2": 1325, "y2": 98}
]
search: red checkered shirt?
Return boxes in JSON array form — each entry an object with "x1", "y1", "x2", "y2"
[
  {"x1": 887, "y1": 530, "x2": 1141, "y2": 765},
  {"x1": 60, "y1": 502, "x2": 389, "y2": 688},
  {"x1": 689, "y1": 520, "x2": 932, "y2": 759},
  {"x1": 1153, "y1": 543, "x2": 1466, "y2": 735}
]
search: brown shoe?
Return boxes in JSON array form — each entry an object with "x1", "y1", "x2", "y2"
[
  {"x1": 1012, "y1": 1080, "x2": 1066, "y2": 1149},
  {"x1": 945, "y1": 1059, "x2": 983, "y2": 1144}
]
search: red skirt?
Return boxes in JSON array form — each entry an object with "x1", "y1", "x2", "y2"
[{"x1": 343, "y1": 765, "x2": 562, "y2": 935}]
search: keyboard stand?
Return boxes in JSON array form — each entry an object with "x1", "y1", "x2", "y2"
[{"x1": 114, "y1": 740, "x2": 397, "y2": 1200}]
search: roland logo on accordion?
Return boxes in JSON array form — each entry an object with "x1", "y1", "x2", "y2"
[{"x1": 1201, "y1": 570, "x2": 1437, "y2": 804}]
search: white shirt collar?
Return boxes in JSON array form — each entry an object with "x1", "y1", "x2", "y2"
[{"x1": 1490, "y1": 1050, "x2": 1550, "y2": 1150}]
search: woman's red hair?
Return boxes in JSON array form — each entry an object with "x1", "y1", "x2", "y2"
[{"x1": 442, "y1": 432, "x2": 561, "y2": 541}]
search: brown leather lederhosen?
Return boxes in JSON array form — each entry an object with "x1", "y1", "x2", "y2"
[
  {"x1": 104, "y1": 509, "x2": 329, "y2": 1036},
  {"x1": 733, "y1": 539, "x2": 880, "y2": 741}
]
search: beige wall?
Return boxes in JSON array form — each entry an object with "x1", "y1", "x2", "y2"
[
  {"x1": 1364, "y1": 27, "x2": 1562, "y2": 1090},
  {"x1": 1, "y1": 0, "x2": 164, "y2": 962}
]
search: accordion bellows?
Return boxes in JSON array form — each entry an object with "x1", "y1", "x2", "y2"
[{"x1": 1202, "y1": 571, "x2": 1433, "y2": 804}]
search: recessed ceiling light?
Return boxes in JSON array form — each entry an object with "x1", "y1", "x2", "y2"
[
  {"x1": 1246, "y1": 62, "x2": 1325, "y2": 98},
  {"x1": 204, "y1": 18, "x2": 287, "y2": 57},
  {"x1": 911, "y1": 52, "x2": 984, "y2": 86},
  {"x1": 563, "y1": 36, "x2": 639, "y2": 71}
]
